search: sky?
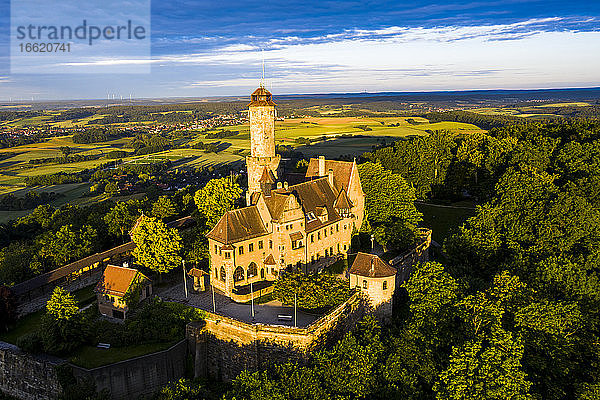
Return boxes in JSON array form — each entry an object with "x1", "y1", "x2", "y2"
[{"x1": 0, "y1": 0, "x2": 599, "y2": 100}]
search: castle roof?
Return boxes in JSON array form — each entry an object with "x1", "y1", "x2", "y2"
[
  {"x1": 259, "y1": 166, "x2": 276, "y2": 184},
  {"x1": 349, "y1": 253, "x2": 397, "y2": 278},
  {"x1": 334, "y1": 188, "x2": 353, "y2": 209},
  {"x1": 286, "y1": 177, "x2": 341, "y2": 232},
  {"x1": 248, "y1": 86, "x2": 276, "y2": 107},
  {"x1": 95, "y1": 265, "x2": 150, "y2": 297},
  {"x1": 206, "y1": 205, "x2": 268, "y2": 244},
  {"x1": 305, "y1": 158, "x2": 355, "y2": 194}
]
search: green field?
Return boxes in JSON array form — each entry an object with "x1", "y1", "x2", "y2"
[{"x1": 0, "y1": 116, "x2": 484, "y2": 220}]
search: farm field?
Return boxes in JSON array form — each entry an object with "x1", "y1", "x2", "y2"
[{"x1": 0, "y1": 116, "x2": 485, "y2": 220}]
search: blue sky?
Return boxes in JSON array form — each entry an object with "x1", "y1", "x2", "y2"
[{"x1": 0, "y1": 0, "x2": 599, "y2": 100}]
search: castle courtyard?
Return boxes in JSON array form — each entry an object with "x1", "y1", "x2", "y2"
[{"x1": 158, "y1": 282, "x2": 321, "y2": 327}]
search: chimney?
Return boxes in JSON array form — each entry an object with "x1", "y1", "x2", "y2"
[
  {"x1": 277, "y1": 182, "x2": 283, "y2": 189},
  {"x1": 318, "y1": 155, "x2": 326, "y2": 177},
  {"x1": 370, "y1": 257, "x2": 375, "y2": 275},
  {"x1": 283, "y1": 181, "x2": 289, "y2": 190},
  {"x1": 328, "y1": 168, "x2": 334, "y2": 188}
]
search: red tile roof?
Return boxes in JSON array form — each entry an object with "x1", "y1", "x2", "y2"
[
  {"x1": 305, "y1": 158, "x2": 354, "y2": 193},
  {"x1": 95, "y1": 265, "x2": 150, "y2": 296},
  {"x1": 349, "y1": 253, "x2": 397, "y2": 278}
]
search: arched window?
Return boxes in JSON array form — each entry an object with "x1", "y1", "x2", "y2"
[
  {"x1": 247, "y1": 262, "x2": 258, "y2": 279},
  {"x1": 233, "y1": 266, "x2": 245, "y2": 283},
  {"x1": 220, "y1": 266, "x2": 226, "y2": 282},
  {"x1": 260, "y1": 268, "x2": 265, "y2": 279},
  {"x1": 362, "y1": 280, "x2": 368, "y2": 289},
  {"x1": 383, "y1": 281, "x2": 388, "y2": 290}
]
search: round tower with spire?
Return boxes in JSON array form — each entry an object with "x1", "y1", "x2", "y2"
[{"x1": 246, "y1": 85, "x2": 281, "y2": 198}]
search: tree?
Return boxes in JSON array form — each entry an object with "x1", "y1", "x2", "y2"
[
  {"x1": 357, "y1": 162, "x2": 422, "y2": 226},
  {"x1": 41, "y1": 287, "x2": 83, "y2": 354},
  {"x1": 131, "y1": 215, "x2": 182, "y2": 278},
  {"x1": 104, "y1": 181, "x2": 119, "y2": 195},
  {"x1": 156, "y1": 378, "x2": 207, "y2": 400},
  {"x1": 37, "y1": 224, "x2": 98, "y2": 267},
  {"x1": 104, "y1": 199, "x2": 143, "y2": 238},
  {"x1": 273, "y1": 273, "x2": 352, "y2": 310},
  {"x1": 59, "y1": 146, "x2": 71, "y2": 157},
  {"x1": 435, "y1": 330, "x2": 532, "y2": 400},
  {"x1": 151, "y1": 195, "x2": 177, "y2": 221},
  {"x1": 194, "y1": 176, "x2": 242, "y2": 227},
  {"x1": 46, "y1": 286, "x2": 78, "y2": 320},
  {"x1": 0, "y1": 286, "x2": 16, "y2": 332}
]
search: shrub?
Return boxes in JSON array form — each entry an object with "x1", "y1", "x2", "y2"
[
  {"x1": 16, "y1": 332, "x2": 43, "y2": 353},
  {"x1": 274, "y1": 273, "x2": 353, "y2": 310}
]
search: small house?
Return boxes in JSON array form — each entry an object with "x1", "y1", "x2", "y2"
[
  {"x1": 95, "y1": 265, "x2": 152, "y2": 320},
  {"x1": 349, "y1": 252, "x2": 397, "y2": 319}
]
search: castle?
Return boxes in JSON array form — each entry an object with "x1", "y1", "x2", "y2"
[{"x1": 206, "y1": 86, "x2": 366, "y2": 299}]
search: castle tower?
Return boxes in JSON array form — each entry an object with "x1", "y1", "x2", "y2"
[{"x1": 246, "y1": 85, "x2": 281, "y2": 197}]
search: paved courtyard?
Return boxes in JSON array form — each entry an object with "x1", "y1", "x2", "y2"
[{"x1": 158, "y1": 282, "x2": 321, "y2": 328}]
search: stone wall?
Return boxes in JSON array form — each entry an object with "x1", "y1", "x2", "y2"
[
  {"x1": 71, "y1": 340, "x2": 187, "y2": 400},
  {"x1": 0, "y1": 339, "x2": 187, "y2": 400},
  {"x1": 16, "y1": 271, "x2": 102, "y2": 317},
  {"x1": 390, "y1": 228, "x2": 432, "y2": 284},
  {"x1": 0, "y1": 341, "x2": 63, "y2": 400},
  {"x1": 187, "y1": 292, "x2": 366, "y2": 381}
]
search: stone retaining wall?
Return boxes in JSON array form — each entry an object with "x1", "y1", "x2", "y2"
[
  {"x1": 0, "y1": 339, "x2": 187, "y2": 400},
  {"x1": 71, "y1": 340, "x2": 187, "y2": 400},
  {"x1": 187, "y1": 292, "x2": 366, "y2": 381},
  {"x1": 0, "y1": 341, "x2": 63, "y2": 400}
]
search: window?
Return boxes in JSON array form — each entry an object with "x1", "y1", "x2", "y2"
[
  {"x1": 234, "y1": 267, "x2": 244, "y2": 283},
  {"x1": 269, "y1": 240, "x2": 273, "y2": 249},
  {"x1": 325, "y1": 249, "x2": 329, "y2": 257},
  {"x1": 249, "y1": 243, "x2": 254, "y2": 252},
  {"x1": 258, "y1": 240, "x2": 263, "y2": 250},
  {"x1": 224, "y1": 251, "x2": 231, "y2": 259},
  {"x1": 306, "y1": 212, "x2": 316, "y2": 222},
  {"x1": 239, "y1": 246, "x2": 244, "y2": 255},
  {"x1": 311, "y1": 255, "x2": 315, "y2": 264},
  {"x1": 363, "y1": 280, "x2": 368, "y2": 289},
  {"x1": 311, "y1": 234, "x2": 314, "y2": 243},
  {"x1": 214, "y1": 245, "x2": 218, "y2": 254},
  {"x1": 248, "y1": 263, "x2": 257, "y2": 279},
  {"x1": 336, "y1": 224, "x2": 339, "y2": 232},
  {"x1": 330, "y1": 246, "x2": 333, "y2": 255},
  {"x1": 324, "y1": 229, "x2": 327, "y2": 238},
  {"x1": 317, "y1": 232, "x2": 321, "y2": 240},
  {"x1": 330, "y1": 226, "x2": 333, "y2": 234},
  {"x1": 220, "y1": 266, "x2": 226, "y2": 282},
  {"x1": 383, "y1": 281, "x2": 388, "y2": 290}
]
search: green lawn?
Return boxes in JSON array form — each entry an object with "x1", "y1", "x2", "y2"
[
  {"x1": 0, "y1": 310, "x2": 44, "y2": 344},
  {"x1": 69, "y1": 341, "x2": 178, "y2": 369},
  {"x1": 416, "y1": 201, "x2": 477, "y2": 245}
]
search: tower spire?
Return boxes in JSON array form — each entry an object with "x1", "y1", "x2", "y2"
[{"x1": 260, "y1": 49, "x2": 265, "y2": 87}]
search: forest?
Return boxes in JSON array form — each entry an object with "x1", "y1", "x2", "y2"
[
  {"x1": 1, "y1": 117, "x2": 600, "y2": 399},
  {"x1": 154, "y1": 119, "x2": 600, "y2": 400}
]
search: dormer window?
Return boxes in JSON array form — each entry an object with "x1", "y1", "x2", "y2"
[{"x1": 306, "y1": 212, "x2": 316, "y2": 222}]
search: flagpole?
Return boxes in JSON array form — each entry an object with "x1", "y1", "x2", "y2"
[
  {"x1": 211, "y1": 281, "x2": 216, "y2": 313},
  {"x1": 182, "y1": 260, "x2": 188, "y2": 299}
]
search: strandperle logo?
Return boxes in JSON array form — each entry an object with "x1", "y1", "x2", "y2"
[
  {"x1": 10, "y1": 0, "x2": 150, "y2": 74},
  {"x1": 15, "y1": 20, "x2": 147, "y2": 46}
]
